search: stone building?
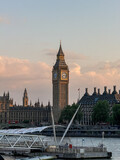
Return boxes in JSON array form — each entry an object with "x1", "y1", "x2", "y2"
[
  {"x1": 23, "y1": 88, "x2": 28, "y2": 107},
  {"x1": 0, "y1": 92, "x2": 13, "y2": 123},
  {"x1": 78, "y1": 86, "x2": 120, "y2": 125},
  {"x1": 0, "y1": 89, "x2": 51, "y2": 125},
  {"x1": 52, "y1": 43, "x2": 69, "y2": 123}
]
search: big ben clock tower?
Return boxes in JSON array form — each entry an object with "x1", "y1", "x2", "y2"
[{"x1": 52, "y1": 43, "x2": 69, "y2": 123}]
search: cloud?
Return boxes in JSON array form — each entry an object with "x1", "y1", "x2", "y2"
[
  {"x1": 0, "y1": 16, "x2": 10, "y2": 24},
  {"x1": 43, "y1": 49, "x2": 56, "y2": 56},
  {"x1": 0, "y1": 56, "x2": 51, "y2": 78},
  {"x1": 69, "y1": 60, "x2": 120, "y2": 103},
  {"x1": 0, "y1": 56, "x2": 51, "y2": 105},
  {"x1": 1, "y1": 55, "x2": 120, "y2": 105},
  {"x1": 70, "y1": 63, "x2": 81, "y2": 76}
]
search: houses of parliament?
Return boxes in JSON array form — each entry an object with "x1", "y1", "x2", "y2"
[
  {"x1": 0, "y1": 44, "x2": 69, "y2": 125},
  {"x1": 0, "y1": 89, "x2": 51, "y2": 125}
]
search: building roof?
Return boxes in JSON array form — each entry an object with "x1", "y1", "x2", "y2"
[
  {"x1": 57, "y1": 42, "x2": 64, "y2": 57},
  {"x1": 53, "y1": 43, "x2": 68, "y2": 69},
  {"x1": 78, "y1": 87, "x2": 120, "y2": 105}
]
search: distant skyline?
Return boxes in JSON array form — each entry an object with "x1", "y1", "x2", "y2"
[{"x1": 0, "y1": 0, "x2": 120, "y2": 105}]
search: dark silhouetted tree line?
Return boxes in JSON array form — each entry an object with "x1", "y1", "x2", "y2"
[
  {"x1": 59, "y1": 100, "x2": 120, "y2": 125},
  {"x1": 59, "y1": 103, "x2": 82, "y2": 124},
  {"x1": 92, "y1": 100, "x2": 120, "y2": 125}
]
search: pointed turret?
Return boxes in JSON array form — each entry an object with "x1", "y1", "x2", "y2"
[
  {"x1": 24, "y1": 88, "x2": 27, "y2": 97},
  {"x1": 53, "y1": 42, "x2": 67, "y2": 69},
  {"x1": 7, "y1": 92, "x2": 9, "y2": 99},
  {"x1": 3, "y1": 92, "x2": 5, "y2": 97},
  {"x1": 23, "y1": 88, "x2": 28, "y2": 107},
  {"x1": 41, "y1": 102, "x2": 43, "y2": 107},
  {"x1": 57, "y1": 42, "x2": 64, "y2": 58},
  {"x1": 38, "y1": 98, "x2": 40, "y2": 106}
]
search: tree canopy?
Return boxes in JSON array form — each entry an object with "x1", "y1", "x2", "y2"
[
  {"x1": 92, "y1": 100, "x2": 110, "y2": 124},
  {"x1": 112, "y1": 104, "x2": 120, "y2": 125},
  {"x1": 59, "y1": 103, "x2": 82, "y2": 124}
]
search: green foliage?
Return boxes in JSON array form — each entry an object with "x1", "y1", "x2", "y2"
[
  {"x1": 108, "y1": 115, "x2": 113, "y2": 125},
  {"x1": 59, "y1": 103, "x2": 82, "y2": 123},
  {"x1": 112, "y1": 104, "x2": 120, "y2": 125},
  {"x1": 92, "y1": 100, "x2": 110, "y2": 124}
]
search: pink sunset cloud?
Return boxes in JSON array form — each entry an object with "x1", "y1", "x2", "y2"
[
  {"x1": 0, "y1": 56, "x2": 51, "y2": 105},
  {"x1": 69, "y1": 60, "x2": 120, "y2": 103},
  {"x1": 0, "y1": 56, "x2": 120, "y2": 105}
]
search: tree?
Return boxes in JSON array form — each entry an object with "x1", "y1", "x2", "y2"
[
  {"x1": 112, "y1": 104, "x2": 120, "y2": 125},
  {"x1": 59, "y1": 103, "x2": 82, "y2": 124},
  {"x1": 92, "y1": 100, "x2": 110, "y2": 124}
]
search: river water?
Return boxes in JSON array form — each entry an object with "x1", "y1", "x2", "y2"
[
  {"x1": 2, "y1": 137, "x2": 120, "y2": 160},
  {"x1": 56, "y1": 137, "x2": 120, "y2": 160},
  {"x1": 67, "y1": 137, "x2": 120, "y2": 160}
]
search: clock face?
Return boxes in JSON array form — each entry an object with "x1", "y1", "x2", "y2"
[
  {"x1": 61, "y1": 71, "x2": 68, "y2": 80},
  {"x1": 62, "y1": 72, "x2": 67, "y2": 79},
  {"x1": 54, "y1": 72, "x2": 57, "y2": 79}
]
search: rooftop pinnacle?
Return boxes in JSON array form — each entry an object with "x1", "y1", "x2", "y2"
[{"x1": 57, "y1": 42, "x2": 64, "y2": 57}]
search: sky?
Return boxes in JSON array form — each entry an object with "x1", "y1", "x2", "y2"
[{"x1": 0, "y1": 0, "x2": 120, "y2": 105}]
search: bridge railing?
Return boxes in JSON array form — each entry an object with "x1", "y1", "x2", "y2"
[{"x1": 0, "y1": 133, "x2": 48, "y2": 150}]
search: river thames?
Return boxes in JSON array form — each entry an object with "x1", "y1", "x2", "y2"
[
  {"x1": 2, "y1": 137, "x2": 120, "y2": 160},
  {"x1": 54, "y1": 137, "x2": 120, "y2": 160},
  {"x1": 69, "y1": 137, "x2": 120, "y2": 160}
]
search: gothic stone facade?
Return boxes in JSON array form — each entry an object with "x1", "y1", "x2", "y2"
[
  {"x1": 78, "y1": 86, "x2": 120, "y2": 125},
  {"x1": 52, "y1": 44, "x2": 69, "y2": 123},
  {"x1": 0, "y1": 92, "x2": 13, "y2": 123},
  {"x1": 0, "y1": 89, "x2": 51, "y2": 125}
]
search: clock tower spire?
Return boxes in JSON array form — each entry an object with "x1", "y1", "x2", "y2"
[{"x1": 52, "y1": 43, "x2": 69, "y2": 123}]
